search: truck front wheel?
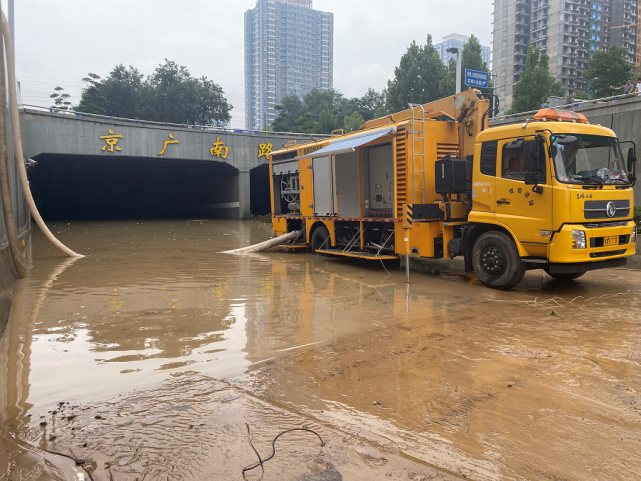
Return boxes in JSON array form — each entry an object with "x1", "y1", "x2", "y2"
[{"x1": 472, "y1": 231, "x2": 525, "y2": 290}]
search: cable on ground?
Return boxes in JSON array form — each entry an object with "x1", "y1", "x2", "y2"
[
  {"x1": 242, "y1": 423, "x2": 324, "y2": 474},
  {"x1": 486, "y1": 290, "x2": 640, "y2": 308}
]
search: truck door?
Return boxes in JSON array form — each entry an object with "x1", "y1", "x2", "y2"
[{"x1": 495, "y1": 137, "x2": 553, "y2": 248}]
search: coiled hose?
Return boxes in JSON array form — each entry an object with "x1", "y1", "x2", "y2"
[
  {"x1": 0, "y1": 16, "x2": 26, "y2": 277},
  {"x1": 1, "y1": 10, "x2": 83, "y2": 259}
]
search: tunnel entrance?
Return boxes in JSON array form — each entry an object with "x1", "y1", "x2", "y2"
[
  {"x1": 250, "y1": 164, "x2": 270, "y2": 216},
  {"x1": 29, "y1": 154, "x2": 241, "y2": 220}
]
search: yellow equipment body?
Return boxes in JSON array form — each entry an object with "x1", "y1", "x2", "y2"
[{"x1": 268, "y1": 89, "x2": 637, "y2": 289}]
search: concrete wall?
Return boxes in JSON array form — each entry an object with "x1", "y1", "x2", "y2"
[{"x1": 20, "y1": 109, "x2": 309, "y2": 219}]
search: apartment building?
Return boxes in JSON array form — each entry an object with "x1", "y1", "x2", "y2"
[
  {"x1": 244, "y1": 0, "x2": 334, "y2": 130},
  {"x1": 492, "y1": 0, "x2": 638, "y2": 114},
  {"x1": 435, "y1": 33, "x2": 492, "y2": 67}
]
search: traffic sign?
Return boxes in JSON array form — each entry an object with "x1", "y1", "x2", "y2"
[{"x1": 465, "y1": 69, "x2": 489, "y2": 88}]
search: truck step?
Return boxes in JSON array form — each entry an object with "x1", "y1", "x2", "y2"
[
  {"x1": 279, "y1": 244, "x2": 309, "y2": 252},
  {"x1": 316, "y1": 249, "x2": 398, "y2": 261}
]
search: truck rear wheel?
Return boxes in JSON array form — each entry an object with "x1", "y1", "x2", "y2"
[
  {"x1": 311, "y1": 225, "x2": 330, "y2": 254},
  {"x1": 543, "y1": 269, "x2": 585, "y2": 281},
  {"x1": 472, "y1": 231, "x2": 525, "y2": 290}
]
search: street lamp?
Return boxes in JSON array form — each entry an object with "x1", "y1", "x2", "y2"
[{"x1": 446, "y1": 47, "x2": 462, "y2": 94}]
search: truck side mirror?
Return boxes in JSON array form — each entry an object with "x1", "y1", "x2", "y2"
[
  {"x1": 524, "y1": 141, "x2": 540, "y2": 172},
  {"x1": 627, "y1": 147, "x2": 636, "y2": 173},
  {"x1": 524, "y1": 172, "x2": 542, "y2": 185}
]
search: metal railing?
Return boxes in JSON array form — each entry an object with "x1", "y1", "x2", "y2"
[
  {"x1": 21, "y1": 104, "x2": 329, "y2": 139},
  {"x1": 491, "y1": 91, "x2": 641, "y2": 123}
]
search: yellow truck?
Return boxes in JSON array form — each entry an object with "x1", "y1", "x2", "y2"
[{"x1": 269, "y1": 89, "x2": 637, "y2": 289}]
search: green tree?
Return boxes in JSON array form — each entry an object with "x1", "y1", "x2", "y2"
[
  {"x1": 270, "y1": 87, "x2": 386, "y2": 134},
  {"x1": 77, "y1": 66, "x2": 144, "y2": 118},
  {"x1": 344, "y1": 110, "x2": 365, "y2": 133},
  {"x1": 271, "y1": 94, "x2": 304, "y2": 132},
  {"x1": 317, "y1": 105, "x2": 338, "y2": 134},
  {"x1": 386, "y1": 35, "x2": 446, "y2": 112},
  {"x1": 439, "y1": 58, "x2": 456, "y2": 98},
  {"x1": 509, "y1": 45, "x2": 565, "y2": 113},
  {"x1": 583, "y1": 45, "x2": 631, "y2": 99},
  {"x1": 357, "y1": 88, "x2": 386, "y2": 120},
  {"x1": 374, "y1": 105, "x2": 387, "y2": 119},
  {"x1": 76, "y1": 60, "x2": 232, "y2": 125},
  {"x1": 50, "y1": 86, "x2": 72, "y2": 110}
]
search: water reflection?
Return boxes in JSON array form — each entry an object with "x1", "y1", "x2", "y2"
[{"x1": 0, "y1": 220, "x2": 476, "y2": 423}]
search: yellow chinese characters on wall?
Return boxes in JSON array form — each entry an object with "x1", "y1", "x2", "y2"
[
  {"x1": 258, "y1": 142, "x2": 273, "y2": 159},
  {"x1": 100, "y1": 129, "x2": 123, "y2": 152},
  {"x1": 210, "y1": 137, "x2": 228, "y2": 159},
  {"x1": 158, "y1": 133, "x2": 179, "y2": 155}
]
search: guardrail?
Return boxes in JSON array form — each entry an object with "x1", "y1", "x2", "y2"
[
  {"x1": 21, "y1": 104, "x2": 329, "y2": 139},
  {"x1": 491, "y1": 92, "x2": 641, "y2": 123}
]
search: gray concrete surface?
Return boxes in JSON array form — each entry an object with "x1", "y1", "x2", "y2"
[{"x1": 19, "y1": 108, "x2": 309, "y2": 219}]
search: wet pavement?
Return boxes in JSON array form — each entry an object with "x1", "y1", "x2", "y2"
[{"x1": 0, "y1": 220, "x2": 640, "y2": 480}]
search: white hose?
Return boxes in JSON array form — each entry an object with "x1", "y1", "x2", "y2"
[
  {"x1": 0, "y1": 18, "x2": 26, "y2": 277},
  {"x1": 1, "y1": 11, "x2": 83, "y2": 258},
  {"x1": 221, "y1": 230, "x2": 301, "y2": 255}
]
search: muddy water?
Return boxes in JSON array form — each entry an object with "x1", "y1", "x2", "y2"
[{"x1": 1, "y1": 220, "x2": 640, "y2": 480}]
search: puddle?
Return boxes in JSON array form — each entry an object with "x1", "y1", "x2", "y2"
[{"x1": 1, "y1": 219, "x2": 641, "y2": 480}]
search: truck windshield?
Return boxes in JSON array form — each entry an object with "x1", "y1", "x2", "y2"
[{"x1": 552, "y1": 134, "x2": 629, "y2": 185}]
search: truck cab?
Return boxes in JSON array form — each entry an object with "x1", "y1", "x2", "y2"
[{"x1": 467, "y1": 109, "x2": 637, "y2": 288}]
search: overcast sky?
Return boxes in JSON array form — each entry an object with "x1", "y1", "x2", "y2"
[{"x1": 10, "y1": 0, "x2": 493, "y2": 128}]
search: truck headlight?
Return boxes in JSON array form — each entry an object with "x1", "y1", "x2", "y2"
[
  {"x1": 633, "y1": 225, "x2": 637, "y2": 244},
  {"x1": 572, "y1": 230, "x2": 587, "y2": 249}
]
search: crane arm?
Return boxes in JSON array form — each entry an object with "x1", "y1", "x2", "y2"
[{"x1": 362, "y1": 89, "x2": 491, "y2": 159}]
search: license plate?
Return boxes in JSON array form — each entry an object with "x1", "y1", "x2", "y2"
[{"x1": 604, "y1": 236, "x2": 619, "y2": 246}]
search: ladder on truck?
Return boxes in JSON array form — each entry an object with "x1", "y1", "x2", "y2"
[{"x1": 408, "y1": 103, "x2": 426, "y2": 205}]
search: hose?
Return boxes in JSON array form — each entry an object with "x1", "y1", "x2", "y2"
[
  {"x1": 1, "y1": 10, "x2": 83, "y2": 258},
  {"x1": 0, "y1": 18, "x2": 26, "y2": 277},
  {"x1": 221, "y1": 230, "x2": 300, "y2": 255},
  {"x1": 242, "y1": 423, "x2": 324, "y2": 474}
]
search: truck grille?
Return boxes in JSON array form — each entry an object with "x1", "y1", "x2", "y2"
[{"x1": 583, "y1": 200, "x2": 630, "y2": 220}]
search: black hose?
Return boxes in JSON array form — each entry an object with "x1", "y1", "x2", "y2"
[{"x1": 242, "y1": 423, "x2": 325, "y2": 474}]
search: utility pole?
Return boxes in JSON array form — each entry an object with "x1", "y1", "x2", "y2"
[
  {"x1": 446, "y1": 47, "x2": 462, "y2": 94},
  {"x1": 491, "y1": 73, "x2": 497, "y2": 116}
]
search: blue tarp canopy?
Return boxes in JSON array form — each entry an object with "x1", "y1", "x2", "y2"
[{"x1": 309, "y1": 126, "x2": 397, "y2": 157}]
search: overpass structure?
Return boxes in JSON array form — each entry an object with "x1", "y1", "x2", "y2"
[{"x1": 19, "y1": 107, "x2": 315, "y2": 219}]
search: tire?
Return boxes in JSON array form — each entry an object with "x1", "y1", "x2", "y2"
[
  {"x1": 543, "y1": 270, "x2": 586, "y2": 281},
  {"x1": 472, "y1": 231, "x2": 526, "y2": 290},
  {"x1": 311, "y1": 225, "x2": 330, "y2": 254}
]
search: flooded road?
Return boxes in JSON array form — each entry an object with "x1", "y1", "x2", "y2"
[{"x1": 1, "y1": 220, "x2": 640, "y2": 480}]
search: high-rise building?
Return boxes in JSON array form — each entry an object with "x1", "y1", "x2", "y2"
[
  {"x1": 435, "y1": 33, "x2": 492, "y2": 68},
  {"x1": 244, "y1": 0, "x2": 334, "y2": 130},
  {"x1": 492, "y1": 0, "x2": 638, "y2": 115}
]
